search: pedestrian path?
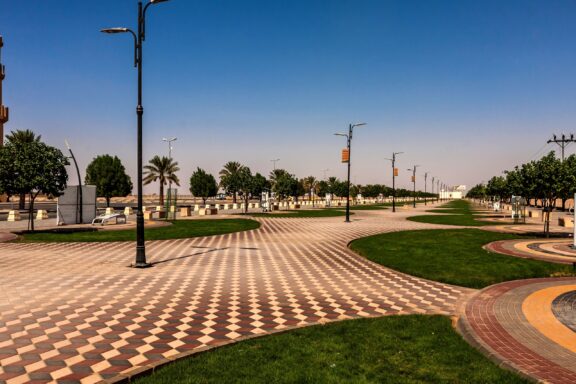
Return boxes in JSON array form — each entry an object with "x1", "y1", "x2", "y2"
[
  {"x1": 0, "y1": 208, "x2": 472, "y2": 383},
  {"x1": 459, "y1": 278, "x2": 576, "y2": 384},
  {"x1": 485, "y1": 238, "x2": 576, "y2": 264}
]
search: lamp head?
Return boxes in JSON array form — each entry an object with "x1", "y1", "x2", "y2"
[
  {"x1": 334, "y1": 133, "x2": 348, "y2": 137},
  {"x1": 101, "y1": 28, "x2": 129, "y2": 34},
  {"x1": 352, "y1": 122, "x2": 367, "y2": 128},
  {"x1": 151, "y1": 0, "x2": 170, "y2": 3}
]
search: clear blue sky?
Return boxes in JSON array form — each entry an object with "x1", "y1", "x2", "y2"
[{"x1": 2, "y1": 0, "x2": 576, "y2": 193}]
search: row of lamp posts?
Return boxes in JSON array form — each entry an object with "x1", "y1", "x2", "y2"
[
  {"x1": 101, "y1": 0, "x2": 451, "y2": 266},
  {"x1": 334, "y1": 125, "x2": 449, "y2": 220}
]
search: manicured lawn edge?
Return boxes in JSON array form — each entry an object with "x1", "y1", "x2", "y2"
[
  {"x1": 14, "y1": 219, "x2": 261, "y2": 242},
  {"x1": 349, "y1": 229, "x2": 572, "y2": 289},
  {"x1": 132, "y1": 315, "x2": 529, "y2": 384}
]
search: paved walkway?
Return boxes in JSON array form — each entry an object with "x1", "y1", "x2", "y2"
[
  {"x1": 485, "y1": 238, "x2": 576, "y2": 264},
  {"x1": 0, "y1": 208, "x2": 473, "y2": 383},
  {"x1": 459, "y1": 278, "x2": 576, "y2": 384}
]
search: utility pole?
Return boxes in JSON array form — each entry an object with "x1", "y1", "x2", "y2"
[
  {"x1": 385, "y1": 152, "x2": 403, "y2": 212},
  {"x1": 547, "y1": 134, "x2": 575, "y2": 161},
  {"x1": 271, "y1": 158, "x2": 280, "y2": 171},
  {"x1": 547, "y1": 134, "x2": 575, "y2": 210},
  {"x1": 0, "y1": 36, "x2": 9, "y2": 148}
]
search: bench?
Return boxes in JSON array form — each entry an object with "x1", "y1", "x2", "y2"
[
  {"x1": 92, "y1": 213, "x2": 127, "y2": 225},
  {"x1": 558, "y1": 217, "x2": 574, "y2": 228}
]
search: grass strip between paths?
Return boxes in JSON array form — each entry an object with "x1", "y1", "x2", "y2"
[
  {"x1": 15, "y1": 219, "x2": 260, "y2": 242},
  {"x1": 350, "y1": 228, "x2": 572, "y2": 289},
  {"x1": 408, "y1": 199, "x2": 497, "y2": 227},
  {"x1": 249, "y1": 209, "x2": 347, "y2": 218},
  {"x1": 134, "y1": 315, "x2": 528, "y2": 384}
]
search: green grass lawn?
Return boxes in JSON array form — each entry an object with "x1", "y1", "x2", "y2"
[
  {"x1": 349, "y1": 229, "x2": 571, "y2": 289},
  {"x1": 330, "y1": 203, "x2": 389, "y2": 211},
  {"x1": 408, "y1": 199, "x2": 497, "y2": 227},
  {"x1": 134, "y1": 315, "x2": 528, "y2": 384},
  {"x1": 15, "y1": 219, "x2": 260, "y2": 242},
  {"x1": 249, "y1": 209, "x2": 347, "y2": 218}
]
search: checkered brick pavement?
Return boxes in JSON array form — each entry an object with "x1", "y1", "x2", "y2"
[{"x1": 0, "y1": 209, "x2": 473, "y2": 383}]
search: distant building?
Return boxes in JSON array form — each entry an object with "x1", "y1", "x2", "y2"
[{"x1": 440, "y1": 185, "x2": 466, "y2": 199}]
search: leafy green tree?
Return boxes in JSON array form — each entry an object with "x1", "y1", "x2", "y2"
[
  {"x1": 273, "y1": 172, "x2": 298, "y2": 201},
  {"x1": 189, "y1": 167, "x2": 218, "y2": 204},
  {"x1": 143, "y1": 155, "x2": 180, "y2": 206},
  {"x1": 85, "y1": 155, "x2": 133, "y2": 207},
  {"x1": 486, "y1": 176, "x2": 507, "y2": 202},
  {"x1": 219, "y1": 161, "x2": 243, "y2": 203},
  {"x1": 559, "y1": 154, "x2": 576, "y2": 210},
  {"x1": 332, "y1": 179, "x2": 349, "y2": 199},
  {"x1": 4, "y1": 129, "x2": 42, "y2": 208},
  {"x1": 316, "y1": 180, "x2": 328, "y2": 198},
  {"x1": 237, "y1": 166, "x2": 254, "y2": 213},
  {"x1": 532, "y1": 152, "x2": 563, "y2": 236},
  {"x1": 466, "y1": 184, "x2": 487, "y2": 199},
  {"x1": 251, "y1": 173, "x2": 269, "y2": 200},
  {"x1": 0, "y1": 140, "x2": 69, "y2": 231}
]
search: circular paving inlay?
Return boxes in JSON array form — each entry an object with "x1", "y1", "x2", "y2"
[
  {"x1": 485, "y1": 238, "x2": 576, "y2": 264},
  {"x1": 553, "y1": 290, "x2": 576, "y2": 333}
]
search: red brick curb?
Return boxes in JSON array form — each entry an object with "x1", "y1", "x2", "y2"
[{"x1": 457, "y1": 277, "x2": 576, "y2": 384}]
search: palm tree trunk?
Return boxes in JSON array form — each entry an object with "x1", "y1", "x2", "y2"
[{"x1": 159, "y1": 183, "x2": 164, "y2": 206}]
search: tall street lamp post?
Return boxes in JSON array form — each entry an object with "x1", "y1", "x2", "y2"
[
  {"x1": 437, "y1": 180, "x2": 440, "y2": 202},
  {"x1": 424, "y1": 172, "x2": 428, "y2": 206},
  {"x1": 431, "y1": 176, "x2": 435, "y2": 203},
  {"x1": 385, "y1": 152, "x2": 403, "y2": 212},
  {"x1": 101, "y1": 0, "x2": 171, "y2": 268},
  {"x1": 65, "y1": 139, "x2": 83, "y2": 224},
  {"x1": 334, "y1": 122, "x2": 366, "y2": 223},
  {"x1": 407, "y1": 165, "x2": 419, "y2": 208},
  {"x1": 163, "y1": 136, "x2": 177, "y2": 217}
]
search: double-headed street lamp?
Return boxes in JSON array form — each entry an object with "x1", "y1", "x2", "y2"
[
  {"x1": 385, "y1": 152, "x2": 403, "y2": 212},
  {"x1": 407, "y1": 165, "x2": 419, "y2": 208},
  {"x1": 101, "y1": 0, "x2": 171, "y2": 268},
  {"x1": 334, "y1": 122, "x2": 366, "y2": 223}
]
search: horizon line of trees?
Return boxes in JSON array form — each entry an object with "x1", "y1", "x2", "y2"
[
  {"x1": 466, "y1": 151, "x2": 576, "y2": 236},
  {"x1": 0, "y1": 130, "x2": 438, "y2": 218}
]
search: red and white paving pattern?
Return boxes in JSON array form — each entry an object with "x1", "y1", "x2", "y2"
[{"x1": 0, "y1": 209, "x2": 473, "y2": 383}]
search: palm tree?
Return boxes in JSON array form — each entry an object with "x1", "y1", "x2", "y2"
[
  {"x1": 143, "y1": 155, "x2": 180, "y2": 206},
  {"x1": 219, "y1": 161, "x2": 243, "y2": 203},
  {"x1": 5, "y1": 129, "x2": 42, "y2": 208},
  {"x1": 5, "y1": 129, "x2": 42, "y2": 145},
  {"x1": 269, "y1": 169, "x2": 289, "y2": 186},
  {"x1": 302, "y1": 176, "x2": 317, "y2": 204}
]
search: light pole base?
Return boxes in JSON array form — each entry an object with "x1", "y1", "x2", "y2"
[{"x1": 131, "y1": 262, "x2": 153, "y2": 268}]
